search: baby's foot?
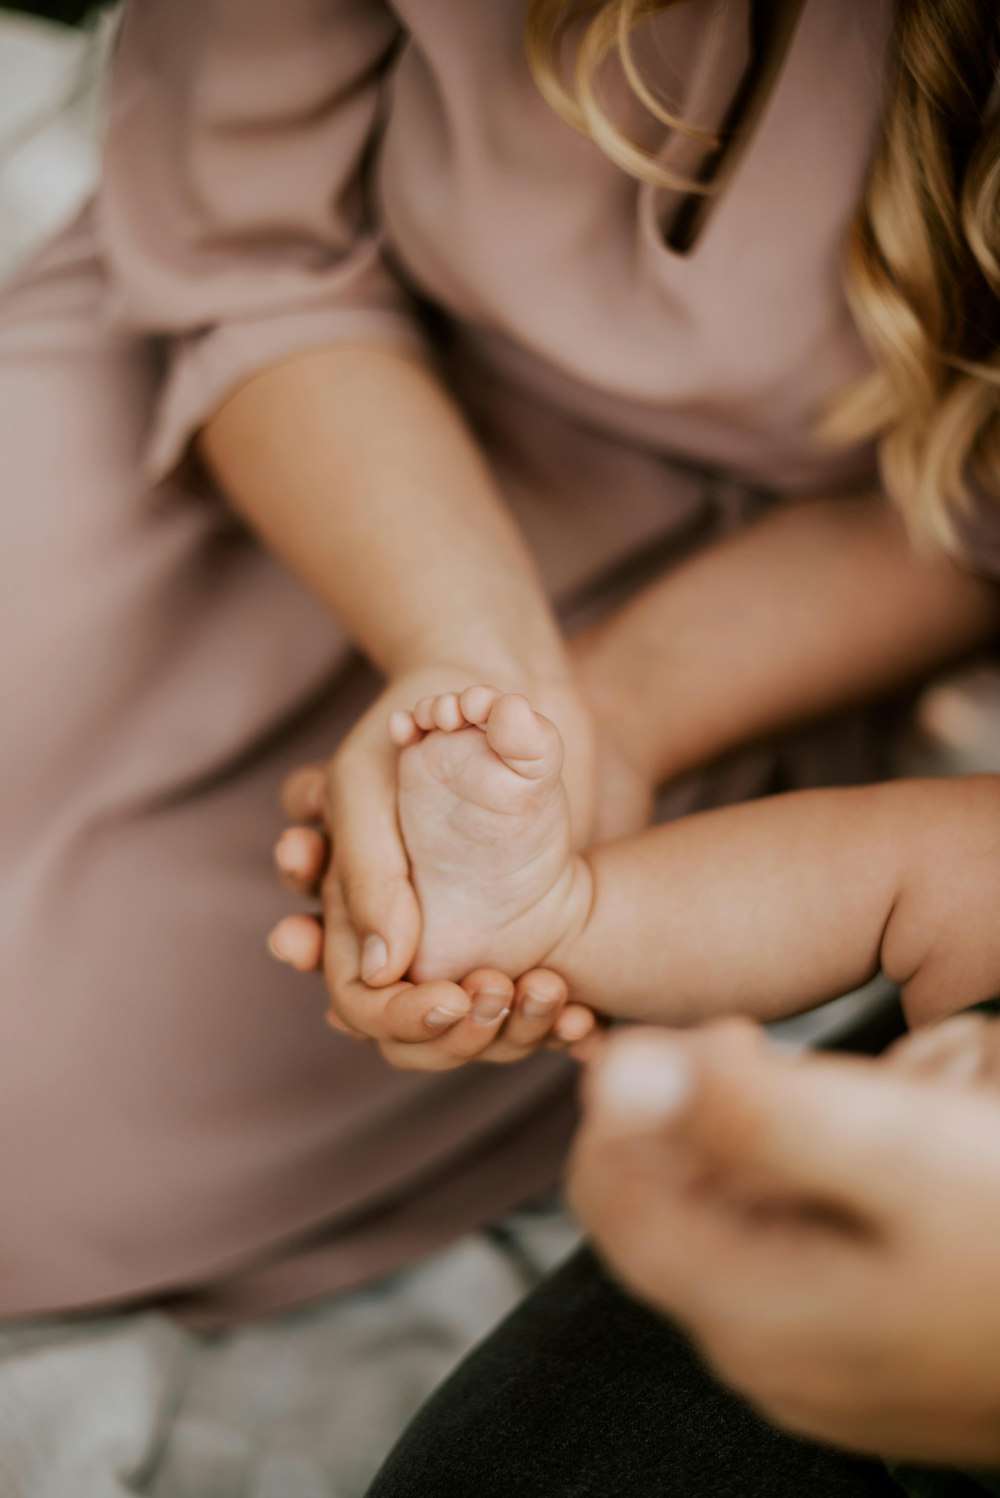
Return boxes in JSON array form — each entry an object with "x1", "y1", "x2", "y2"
[{"x1": 391, "y1": 687, "x2": 588, "y2": 984}]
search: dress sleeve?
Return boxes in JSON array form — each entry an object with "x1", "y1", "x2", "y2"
[{"x1": 97, "y1": 0, "x2": 422, "y2": 482}]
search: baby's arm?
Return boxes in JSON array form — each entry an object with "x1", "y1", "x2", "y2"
[
  {"x1": 549, "y1": 777, "x2": 1000, "y2": 1030},
  {"x1": 575, "y1": 495, "x2": 1000, "y2": 791}
]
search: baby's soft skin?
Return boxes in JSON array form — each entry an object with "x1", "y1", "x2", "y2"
[
  {"x1": 393, "y1": 687, "x2": 1000, "y2": 1032},
  {"x1": 392, "y1": 686, "x2": 589, "y2": 983}
]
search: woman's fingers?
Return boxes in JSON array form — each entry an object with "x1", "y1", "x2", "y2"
[
  {"x1": 456, "y1": 972, "x2": 602, "y2": 1067},
  {"x1": 267, "y1": 907, "x2": 372, "y2": 1038},
  {"x1": 269, "y1": 871, "x2": 474, "y2": 1046},
  {"x1": 475, "y1": 969, "x2": 567, "y2": 1062},
  {"x1": 267, "y1": 913, "x2": 324, "y2": 972},
  {"x1": 279, "y1": 762, "x2": 327, "y2": 822},
  {"x1": 271, "y1": 867, "x2": 510, "y2": 1055},
  {"x1": 325, "y1": 745, "x2": 420, "y2": 987},
  {"x1": 569, "y1": 1033, "x2": 741, "y2": 1317},
  {"x1": 324, "y1": 954, "x2": 474, "y2": 1046},
  {"x1": 566, "y1": 1024, "x2": 608, "y2": 1065},
  {"x1": 266, "y1": 894, "x2": 596, "y2": 1072},
  {"x1": 318, "y1": 869, "x2": 473, "y2": 1044},
  {"x1": 549, "y1": 1003, "x2": 599, "y2": 1050},
  {"x1": 274, "y1": 825, "x2": 330, "y2": 895},
  {"x1": 371, "y1": 977, "x2": 474, "y2": 1044},
  {"x1": 570, "y1": 1022, "x2": 922, "y2": 1289},
  {"x1": 569, "y1": 1026, "x2": 889, "y2": 1337},
  {"x1": 377, "y1": 972, "x2": 518, "y2": 1070}
]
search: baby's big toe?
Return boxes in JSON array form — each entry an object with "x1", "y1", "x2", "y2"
[{"x1": 485, "y1": 694, "x2": 564, "y2": 781}]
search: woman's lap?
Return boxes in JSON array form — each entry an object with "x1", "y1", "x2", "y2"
[
  {"x1": 0, "y1": 214, "x2": 576, "y2": 1321},
  {"x1": 367, "y1": 1246, "x2": 902, "y2": 1498},
  {"x1": 0, "y1": 215, "x2": 882, "y2": 1331}
]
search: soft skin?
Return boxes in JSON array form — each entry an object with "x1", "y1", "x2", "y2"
[
  {"x1": 570, "y1": 1022, "x2": 1000, "y2": 1467},
  {"x1": 359, "y1": 680, "x2": 1000, "y2": 1035},
  {"x1": 265, "y1": 476, "x2": 998, "y2": 1068}
]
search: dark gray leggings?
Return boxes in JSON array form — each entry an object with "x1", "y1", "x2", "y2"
[{"x1": 366, "y1": 1246, "x2": 903, "y2": 1498}]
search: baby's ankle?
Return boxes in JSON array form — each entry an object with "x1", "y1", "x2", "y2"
[{"x1": 541, "y1": 854, "x2": 595, "y2": 975}]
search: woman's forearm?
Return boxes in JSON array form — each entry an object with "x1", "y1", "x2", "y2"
[
  {"x1": 200, "y1": 345, "x2": 569, "y2": 685},
  {"x1": 575, "y1": 493, "x2": 1000, "y2": 783}
]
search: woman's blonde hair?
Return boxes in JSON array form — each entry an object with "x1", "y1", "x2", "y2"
[{"x1": 526, "y1": 0, "x2": 1000, "y2": 552}]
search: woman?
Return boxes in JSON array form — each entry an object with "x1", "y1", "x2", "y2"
[{"x1": 1, "y1": 0, "x2": 997, "y2": 1321}]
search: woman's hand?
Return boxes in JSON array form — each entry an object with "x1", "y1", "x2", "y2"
[
  {"x1": 570, "y1": 1022, "x2": 1000, "y2": 1467},
  {"x1": 270, "y1": 664, "x2": 601, "y2": 1051},
  {"x1": 267, "y1": 637, "x2": 651, "y2": 1068},
  {"x1": 886, "y1": 1008, "x2": 1000, "y2": 1088},
  {"x1": 274, "y1": 836, "x2": 598, "y2": 1067}
]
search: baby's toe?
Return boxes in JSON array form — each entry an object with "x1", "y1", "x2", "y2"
[
  {"x1": 389, "y1": 709, "x2": 420, "y2": 746},
  {"x1": 431, "y1": 693, "x2": 464, "y2": 731},
  {"x1": 485, "y1": 694, "x2": 564, "y2": 781},
  {"x1": 414, "y1": 696, "x2": 438, "y2": 730},
  {"x1": 458, "y1": 684, "x2": 501, "y2": 725}
]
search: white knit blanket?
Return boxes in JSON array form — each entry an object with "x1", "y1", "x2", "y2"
[{"x1": 0, "y1": 1209, "x2": 579, "y2": 1498}]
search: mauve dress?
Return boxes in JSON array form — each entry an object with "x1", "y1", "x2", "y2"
[{"x1": 1, "y1": 0, "x2": 996, "y2": 1326}]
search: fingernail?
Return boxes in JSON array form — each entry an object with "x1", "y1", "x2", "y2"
[
  {"x1": 267, "y1": 929, "x2": 289, "y2": 963},
  {"x1": 522, "y1": 991, "x2": 558, "y2": 1021},
  {"x1": 361, "y1": 934, "x2": 388, "y2": 981},
  {"x1": 596, "y1": 1042, "x2": 693, "y2": 1125},
  {"x1": 472, "y1": 990, "x2": 512, "y2": 1026},
  {"x1": 426, "y1": 1006, "x2": 465, "y2": 1029}
]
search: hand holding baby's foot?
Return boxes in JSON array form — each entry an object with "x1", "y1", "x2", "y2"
[
  {"x1": 266, "y1": 789, "x2": 597, "y2": 1067},
  {"x1": 265, "y1": 690, "x2": 598, "y2": 1070},
  {"x1": 392, "y1": 687, "x2": 590, "y2": 984},
  {"x1": 376, "y1": 967, "x2": 599, "y2": 1070}
]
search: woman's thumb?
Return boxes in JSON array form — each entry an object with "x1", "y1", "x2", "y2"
[{"x1": 588, "y1": 1024, "x2": 915, "y2": 1216}]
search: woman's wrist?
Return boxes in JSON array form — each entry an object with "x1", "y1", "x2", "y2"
[
  {"x1": 384, "y1": 607, "x2": 574, "y2": 688},
  {"x1": 571, "y1": 620, "x2": 683, "y2": 786}
]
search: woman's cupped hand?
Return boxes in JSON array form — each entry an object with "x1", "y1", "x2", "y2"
[{"x1": 266, "y1": 655, "x2": 650, "y2": 1068}]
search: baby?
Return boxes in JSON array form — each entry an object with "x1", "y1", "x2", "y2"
[{"x1": 390, "y1": 685, "x2": 1000, "y2": 1034}]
